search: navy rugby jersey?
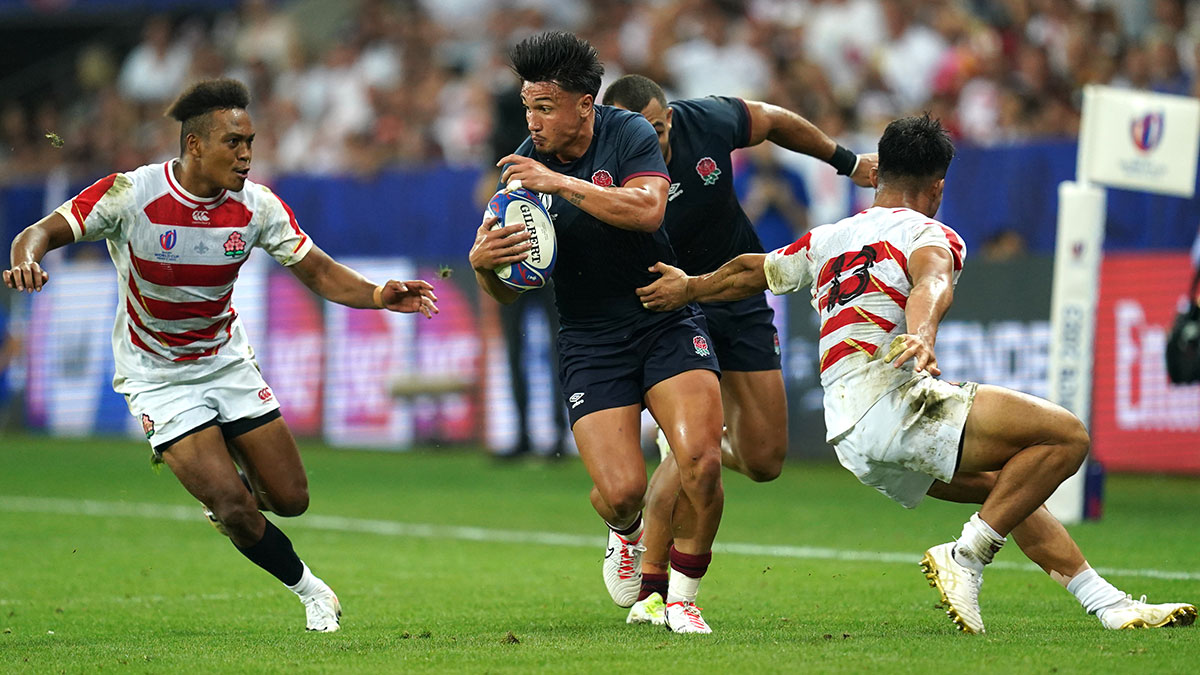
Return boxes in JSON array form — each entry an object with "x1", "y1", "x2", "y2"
[
  {"x1": 504, "y1": 104, "x2": 674, "y2": 332},
  {"x1": 661, "y1": 96, "x2": 765, "y2": 275}
]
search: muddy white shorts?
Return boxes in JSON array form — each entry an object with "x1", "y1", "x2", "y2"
[
  {"x1": 832, "y1": 375, "x2": 979, "y2": 509},
  {"x1": 119, "y1": 357, "x2": 281, "y2": 453}
]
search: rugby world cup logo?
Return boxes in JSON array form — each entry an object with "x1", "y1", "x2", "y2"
[
  {"x1": 1130, "y1": 111, "x2": 1164, "y2": 153},
  {"x1": 159, "y1": 229, "x2": 177, "y2": 251},
  {"x1": 696, "y1": 157, "x2": 720, "y2": 185}
]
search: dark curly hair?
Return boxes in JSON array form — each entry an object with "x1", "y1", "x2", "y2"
[{"x1": 164, "y1": 78, "x2": 251, "y2": 153}]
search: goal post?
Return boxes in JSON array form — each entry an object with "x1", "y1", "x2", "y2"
[{"x1": 1045, "y1": 85, "x2": 1199, "y2": 524}]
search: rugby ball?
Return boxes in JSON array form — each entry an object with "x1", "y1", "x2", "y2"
[{"x1": 487, "y1": 185, "x2": 556, "y2": 292}]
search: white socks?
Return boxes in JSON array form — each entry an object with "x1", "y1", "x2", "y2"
[
  {"x1": 607, "y1": 517, "x2": 643, "y2": 542},
  {"x1": 286, "y1": 563, "x2": 323, "y2": 599},
  {"x1": 952, "y1": 512, "x2": 1006, "y2": 572},
  {"x1": 666, "y1": 571, "x2": 702, "y2": 605},
  {"x1": 1066, "y1": 567, "x2": 1128, "y2": 615}
]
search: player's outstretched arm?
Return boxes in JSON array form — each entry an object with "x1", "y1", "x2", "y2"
[
  {"x1": 889, "y1": 246, "x2": 955, "y2": 375},
  {"x1": 468, "y1": 211, "x2": 527, "y2": 305},
  {"x1": 745, "y1": 101, "x2": 877, "y2": 188},
  {"x1": 637, "y1": 254, "x2": 768, "y2": 311},
  {"x1": 498, "y1": 155, "x2": 667, "y2": 232},
  {"x1": 4, "y1": 212, "x2": 74, "y2": 293},
  {"x1": 288, "y1": 245, "x2": 439, "y2": 318}
]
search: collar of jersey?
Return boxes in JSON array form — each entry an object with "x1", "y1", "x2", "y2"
[{"x1": 165, "y1": 159, "x2": 229, "y2": 209}]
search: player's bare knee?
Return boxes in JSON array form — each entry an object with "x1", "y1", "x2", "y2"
[
  {"x1": 600, "y1": 480, "x2": 646, "y2": 519},
  {"x1": 210, "y1": 492, "x2": 260, "y2": 535},
  {"x1": 742, "y1": 452, "x2": 784, "y2": 483},
  {"x1": 268, "y1": 486, "x2": 309, "y2": 517},
  {"x1": 1050, "y1": 414, "x2": 1090, "y2": 474}
]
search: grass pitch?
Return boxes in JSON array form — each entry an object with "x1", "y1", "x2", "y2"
[{"x1": 0, "y1": 434, "x2": 1196, "y2": 673}]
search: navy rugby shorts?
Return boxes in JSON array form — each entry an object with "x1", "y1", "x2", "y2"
[
  {"x1": 557, "y1": 312, "x2": 721, "y2": 426},
  {"x1": 697, "y1": 293, "x2": 782, "y2": 372}
]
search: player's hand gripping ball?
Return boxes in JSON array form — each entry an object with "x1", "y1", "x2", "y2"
[{"x1": 487, "y1": 184, "x2": 556, "y2": 292}]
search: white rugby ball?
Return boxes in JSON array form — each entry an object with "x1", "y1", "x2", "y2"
[{"x1": 487, "y1": 185, "x2": 556, "y2": 291}]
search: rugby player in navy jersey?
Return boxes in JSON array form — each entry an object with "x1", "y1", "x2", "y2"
[
  {"x1": 468, "y1": 32, "x2": 724, "y2": 633},
  {"x1": 602, "y1": 74, "x2": 875, "y2": 626}
]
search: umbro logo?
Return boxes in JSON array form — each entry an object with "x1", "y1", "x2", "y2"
[
  {"x1": 570, "y1": 392, "x2": 585, "y2": 409},
  {"x1": 192, "y1": 209, "x2": 210, "y2": 222},
  {"x1": 667, "y1": 183, "x2": 683, "y2": 201}
]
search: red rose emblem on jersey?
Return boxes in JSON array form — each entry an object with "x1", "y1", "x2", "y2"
[
  {"x1": 693, "y1": 335, "x2": 710, "y2": 357},
  {"x1": 591, "y1": 169, "x2": 614, "y2": 187},
  {"x1": 696, "y1": 157, "x2": 720, "y2": 185},
  {"x1": 224, "y1": 232, "x2": 246, "y2": 257}
]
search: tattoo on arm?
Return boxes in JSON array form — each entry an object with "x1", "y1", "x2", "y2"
[{"x1": 567, "y1": 191, "x2": 585, "y2": 206}]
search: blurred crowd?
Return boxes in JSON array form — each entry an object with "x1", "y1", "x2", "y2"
[{"x1": 0, "y1": 0, "x2": 1198, "y2": 185}]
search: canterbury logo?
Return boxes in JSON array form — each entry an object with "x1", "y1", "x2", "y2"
[{"x1": 192, "y1": 210, "x2": 210, "y2": 222}]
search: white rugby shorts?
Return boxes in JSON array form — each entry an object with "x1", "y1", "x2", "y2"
[
  {"x1": 120, "y1": 357, "x2": 281, "y2": 451},
  {"x1": 832, "y1": 374, "x2": 979, "y2": 509}
]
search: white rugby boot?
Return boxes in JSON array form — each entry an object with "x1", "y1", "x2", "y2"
[
  {"x1": 1098, "y1": 596, "x2": 1197, "y2": 630},
  {"x1": 920, "y1": 542, "x2": 985, "y2": 634},
  {"x1": 626, "y1": 592, "x2": 667, "y2": 626},
  {"x1": 665, "y1": 601, "x2": 712, "y2": 634},
  {"x1": 302, "y1": 585, "x2": 342, "y2": 632},
  {"x1": 603, "y1": 529, "x2": 645, "y2": 608}
]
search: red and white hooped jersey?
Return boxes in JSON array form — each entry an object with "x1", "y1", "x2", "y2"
[
  {"x1": 55, "y1": 160, "x2": 313, "y2": 385},
  {"x1": 764, "y1": 206, "x2": 965, "y2": 441}
]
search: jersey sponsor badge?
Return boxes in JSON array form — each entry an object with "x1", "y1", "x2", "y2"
[
  {"x1": 258, "y1": 386, "x2": 273, "y2": 402},
  {"x1": 692, "y1": 335, "x2": 710, "y2": 357},
  {"x1": 667, "y1": 183, "x2": 683, "y2": 201},
  {"x1": 696, "y1": 157, "x2": 721, "y2": 185},
  {"x1": 192, "y1": 209, "x2": 211, "y2": 223},
  {"x1": 224, "y1": 232, "x2": 247, "y2": 257},
  {"x1": 591, "y1": 169, "x2": 614, "y2": 187},
  {"x1": 569, "y1": 392, "x2": 586, "y2": 409}
]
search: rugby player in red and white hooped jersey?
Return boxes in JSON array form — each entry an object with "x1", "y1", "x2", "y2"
[
  {"x1": 638, "y1": 114, "x2": 1196, "y2": 634},
  {"x1": 3, "y1": 78, "x2": 439, "y2": 633}
]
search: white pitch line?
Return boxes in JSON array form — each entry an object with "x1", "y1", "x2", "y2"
[{"x1": 3, "y1": 495, "x2": 1198, "y2": 581}]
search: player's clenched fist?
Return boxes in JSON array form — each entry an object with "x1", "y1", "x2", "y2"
[{"x1": 3, "y1": 261, "x2": 49, "y2": 293}]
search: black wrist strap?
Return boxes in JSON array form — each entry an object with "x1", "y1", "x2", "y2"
[{"x1": 829, "y1": 144, "x2": 857, "y2": 176}]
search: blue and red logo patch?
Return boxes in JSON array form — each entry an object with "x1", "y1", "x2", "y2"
[
  {"x1": 1130, "y1": 112, "x2": 1164, "y2": 153},
  {"x1": 159, "y1": 229, "x2": 177, "y2": 251}
]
